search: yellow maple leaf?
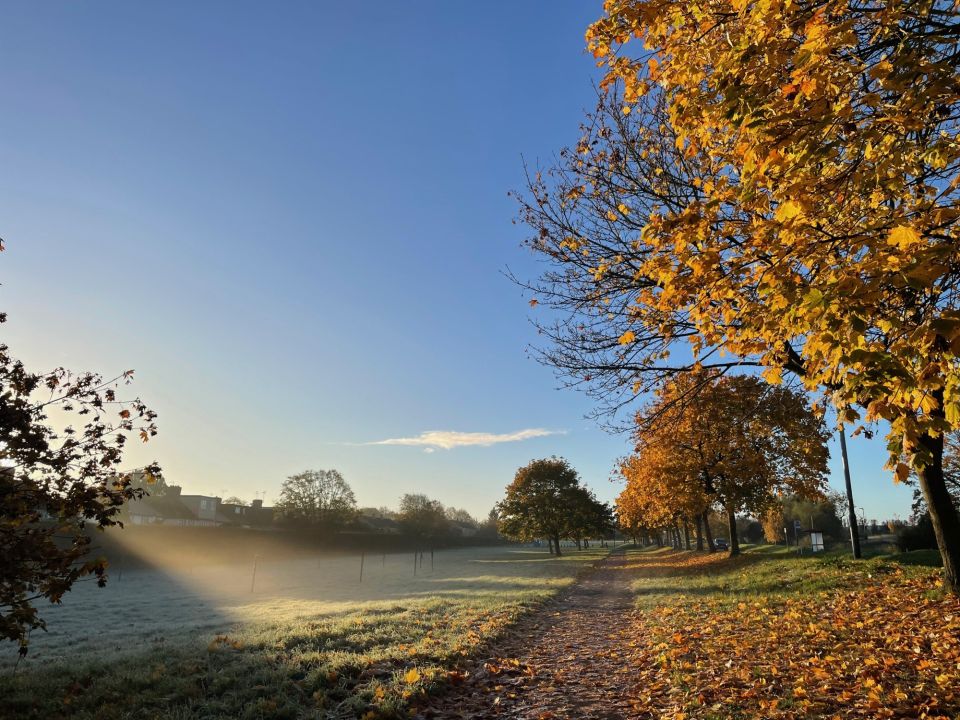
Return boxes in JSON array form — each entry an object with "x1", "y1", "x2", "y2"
[
  {"x1": 887, "y1": 225, "x2": 921, "y2": 249},
  {"x1": 775, "y1": 200, "x2": 803, "y2": 222},
  {"x1": 403, "y1": 668, "x2": 421, "y2": 684},
  {"x1": 618, "y1": 330, "x2": 637, "y2": 345}
]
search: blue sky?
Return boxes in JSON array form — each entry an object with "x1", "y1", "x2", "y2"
[{"x1": 0, "y1": 1, "x2": 913, "y2": 522}]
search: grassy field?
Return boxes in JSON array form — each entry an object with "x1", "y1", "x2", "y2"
[
  {"x1": 621, "y1": 545, "x2": 960, "y2": 719},
  {"x1": 0, "y1": 545, "x2": 609, "y2": 720}
]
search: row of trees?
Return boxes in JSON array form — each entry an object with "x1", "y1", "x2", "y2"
[
  {"x1": 519, "y1": 0, "x2": 960, "y2": 591},
  {"x1": 616, "y1": 373, "x2": 830, "y2": 555},
  {"x1": 273, "y1": 469, "x2": 497, "y2": 540},
  {"x1": 496, "y1": 457, "x2": 614, "y2": 555}
]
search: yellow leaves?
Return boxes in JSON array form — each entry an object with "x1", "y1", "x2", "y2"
[
  {"x1": 605, "y1": 209, "x2": 619, "y2": 222},
  {"x1": 618, "y1": 330, "x2": 637, "y2": 345},
  {"x1": 775, "y1": 200, "x2": 803, "y2": 223},
  {"x1": 575, "y1": 0, "x2": 960, "y2": 490},
  {"x1": 403, "y1": 668, "x2": 421, "y2": 684},
  {"x1": 799, "y1": 10, "x2": 830, "y2": 55},
  {"x1": 762, "y1": 367, "x2": 783, "y2": 385},
  {"x1": 887, "y1": 225, "x2": 922, "y2": 250}
]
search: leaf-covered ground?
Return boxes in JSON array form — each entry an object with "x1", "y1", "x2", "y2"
[
  {"x1": 624, "y1": 548, "x2": 960, "y2": 719},
  {"x1": 416, "y1": 546, "x2": 960, "y2": 719}
]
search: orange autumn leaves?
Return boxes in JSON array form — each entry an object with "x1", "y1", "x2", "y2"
[
  {"x1": 617, "y1": 373, "x2": 829, "y2": 539},
  {"x1": 620, "y1": 551, "x2": 960, "y2": 719}
]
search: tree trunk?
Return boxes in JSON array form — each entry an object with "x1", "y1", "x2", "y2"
[
  {"x1": 547, "y1": 537, "x2": 554, "y2": 555},
  {"x1": 917, "y1": 426, "x2": 960, "y2": 594},
  {"x1": 726, "y1": 507, "x2": 740, "y2": 556},
  {"x1": 655, "y1": 532, "x2": 663, "y2": 548},
  {"x1": 695, "y1": 514, "x2": 704, "y2": 551},
  {"x1": 553, "y1": 532, "x2": 562, "y2": 557},
  {"x1": 683, "y1": 520, "x2": 691, "y2": 551},
  {"x1": 702, "y1": 510, "x2": 715, "y2": 553},
  {"x1": 575, "y1": 538, "x2": 582, "y2": 550}
]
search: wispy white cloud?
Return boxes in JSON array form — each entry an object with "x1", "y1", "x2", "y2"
[{"x1": 366, "y1": 428, "x2": 564, "y2": 451}]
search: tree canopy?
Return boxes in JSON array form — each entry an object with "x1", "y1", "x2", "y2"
[
  {"x1": 397, "y1": 493, "x2": 449, "y2": 540},
  {"x1": 618, "y1": 373, "x2": 830, "y2": 554},
  {"x1": 497, "y1": 457, "x2": 612, "y2": 555},
  {"x1": 519, "y1": 0, "x2": 960, "y2": 590},
  {"x1": 0, "y1": 342, "x2": 159, "y2": 651},
  {"x1": 275, "y1": 469, "x2": 357, "y2": 530}
]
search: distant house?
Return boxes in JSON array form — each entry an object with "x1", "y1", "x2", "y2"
[
  {"x1": 217, "y1": 502, "x2": 250, "y2": 526},
  {"x1": 126, "y1": 488, "x2": 208, "y2": 527},
  {"x1": 449, "y1": 521, "x2": 478, "y2": 538},
  {"x1": 178, "y1": 494, "x2": 222, "y2": 527},
  {"x1": 358, "y1": 515, "x2": 401, "y2": 534},
  {"x1": 248, "y1": 499, "x2": 275, "y2": 526},
  {"x1": 212, "y1": 499, "x2": 275, "y2": 527},
  {"x1": 122, "y1": 482, "x2": 278, "y2": 529}
]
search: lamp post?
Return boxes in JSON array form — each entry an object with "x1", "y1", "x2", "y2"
[{"x1": 838, "y1": 425, "x2": 862, "y2": 559}]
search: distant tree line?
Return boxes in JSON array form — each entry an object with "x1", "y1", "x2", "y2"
[{"x1": 272, "y1": 469, "x2": 499, "y2": 541}]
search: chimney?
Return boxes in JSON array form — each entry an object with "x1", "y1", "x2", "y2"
[{"x1": 252, "y1": 499, "x2": 263, "y2": 509}]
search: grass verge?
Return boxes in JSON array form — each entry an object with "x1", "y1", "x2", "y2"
[{"x1": 0, "y1": 547, "x2": 608, "y2": 720}]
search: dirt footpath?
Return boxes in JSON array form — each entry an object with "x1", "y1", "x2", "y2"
[{"x1": 414, "y1": 551, "x2": 641, "y2": 719}]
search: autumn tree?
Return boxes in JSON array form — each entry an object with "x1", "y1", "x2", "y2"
[
  {"x1": 564, "y1": 485, "x2": 615, "y2": 548},
  {"x1": 575, "y1": 0, "x2": 960, "y2": 590},
  {"x1": 0, "y1": 343, "x2": 159, "y2": 651},
  {"x1": 397, "y1": 493, "x2": 449, "y2": 540},
  {"x1": 497, "y1": 457, "x2": 593, "y2": 556},
  {"x1": 762, "y1": 504, "x2": 786, "y2": 544},
  {"x1": 620, "y1": 373, "x2": 830, "y2": 555},
  {"x1": 276, "y1": 469, "x2": 357, "y2": 530}
]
